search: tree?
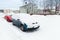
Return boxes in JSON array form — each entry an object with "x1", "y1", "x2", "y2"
[
  {"x1": 54, "y1": 0, "x2": 59, "y2": 14},
  {"x1": 42, "y1": 0, "x2": 53, "y2": 14}
]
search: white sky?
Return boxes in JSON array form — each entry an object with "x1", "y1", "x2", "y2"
[{"x1": 0, "y1": 0, "x2": 23, "y2": 10}]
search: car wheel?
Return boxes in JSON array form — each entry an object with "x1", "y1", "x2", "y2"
[{"x1": 20, "y1": 26, "x2": 24, "y2": 31}]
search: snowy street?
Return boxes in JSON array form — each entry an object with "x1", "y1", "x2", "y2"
[{"x1": 0, "y1": 13, "x2": 60, "y2": 40}]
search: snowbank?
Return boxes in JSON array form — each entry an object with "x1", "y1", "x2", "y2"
[{"x1": 0, "y1": 13, "x2": 60, "y2": 40}]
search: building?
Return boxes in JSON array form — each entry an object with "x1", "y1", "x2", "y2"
[
  {"x1": 13, "y1": 10, "x2": 20, "y2": 13},
  {"x1": 0, "y1": 9, "x2": 4, "y2": 13},
  {"x1": 20, "y1": 3, "x2": 38, "y2": 14},
  {"x1": 4, "y1": 9, "x2": 11, "y2": 14}
]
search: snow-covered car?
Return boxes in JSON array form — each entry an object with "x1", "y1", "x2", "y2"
[
  {"x1": 12, "y1": 14, "x2": 40, "y2": 31},
  {"x1": 4, "y1": 13, "x2": 40, "y2": 31}
]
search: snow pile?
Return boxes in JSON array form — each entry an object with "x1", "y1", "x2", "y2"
[{"x1": 0, "y1": 13, "x2": 6, "y2": 17}]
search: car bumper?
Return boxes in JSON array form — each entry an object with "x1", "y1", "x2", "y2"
[{"x1": 23, "y1": 26, "x2": 40, "y2": 31}]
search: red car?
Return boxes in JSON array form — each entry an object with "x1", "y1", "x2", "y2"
[{"x1": 4, "y1": 15, "x2": 12, "y2": 22}]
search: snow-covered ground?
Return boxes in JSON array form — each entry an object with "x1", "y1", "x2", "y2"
[{"x1": 0, "y1": 13, "x2": 60, "y2": 40}]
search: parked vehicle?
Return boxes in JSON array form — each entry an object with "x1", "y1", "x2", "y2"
[{"x1": 4, "y1": 15, "x2": 12, "y2": 22}]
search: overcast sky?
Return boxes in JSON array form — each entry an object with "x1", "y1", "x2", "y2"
[{"x1": 0, "y1": 0, "x2": 23, "y2": 10}]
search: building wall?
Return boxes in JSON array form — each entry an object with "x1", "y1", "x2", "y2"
[
  {"x1": 20, "y1": 3, "x2": 37, "y2": 14},
  {"x1": 20, "y1": 8, "x2": 27, "y2": 13},
  {"x1": 4, "y1": 9, "x2": 11, "y2": 14}
]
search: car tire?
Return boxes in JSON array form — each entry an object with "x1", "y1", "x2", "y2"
[{"x1": 20, "y1": 26, "x2": 24, "y2": 31}]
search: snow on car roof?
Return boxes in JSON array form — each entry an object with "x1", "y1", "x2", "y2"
[{"x1": 11, "y1": 13, "x2": 39, "y2": 28}]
